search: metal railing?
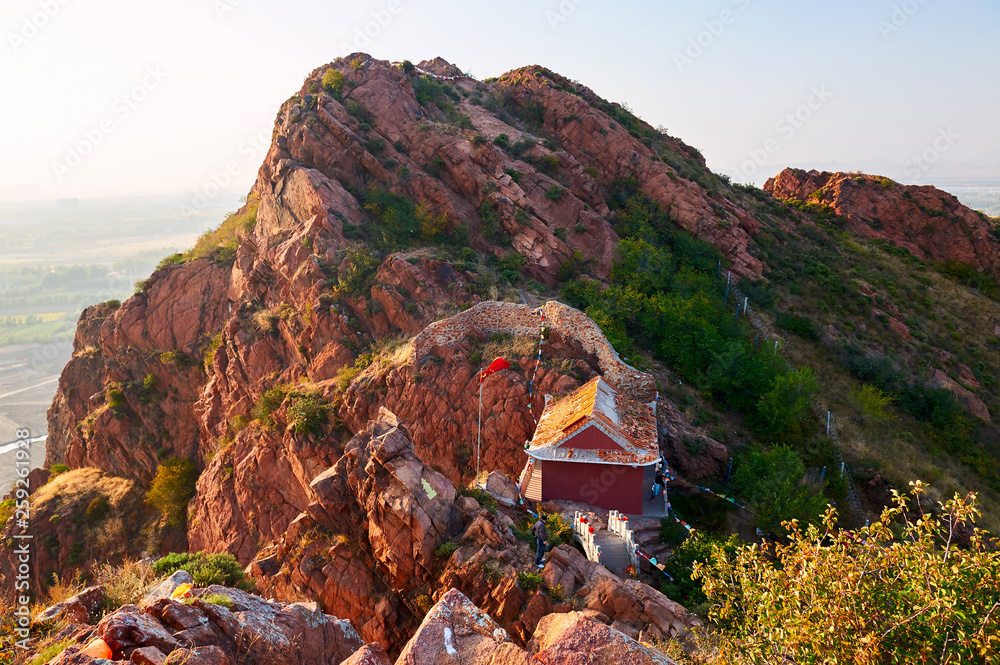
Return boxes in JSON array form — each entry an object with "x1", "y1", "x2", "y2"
[
  {"x1": 572, "y1": 511, "x2": 601, "y2": 562},
  {"x1": 608, "y1": 510, "x2": 639, "y2": 571}
]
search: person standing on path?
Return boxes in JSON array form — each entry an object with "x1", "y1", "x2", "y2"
[
  {"x1": 532, "y1": 515, "x2": 549, "y2": 568},
  {"x1": 651, "y1": 466, "x2": 665, "y2": 501}
]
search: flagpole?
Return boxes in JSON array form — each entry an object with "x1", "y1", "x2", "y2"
[{"x1": 477, "y1": 368, "x2": 483, "y2": 486}]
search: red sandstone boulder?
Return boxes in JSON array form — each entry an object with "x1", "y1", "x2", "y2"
[
  {"x1": 36, "y1": 585, "x2": 105, "y2": 625},
  {"x1": 395, "y1": 589, "x2": 529, "y2": 664}
]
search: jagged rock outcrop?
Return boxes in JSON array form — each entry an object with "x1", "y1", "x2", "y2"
[
  {"x1": 24, "y1": 578, "x2": 678, "y2": 665},
  {"x1": 35, "y1": 570, "x2": 364, "y2": 665},
  {"x1": 764, "y1": 169, "x2": 1000, "y2": 277},
  {"x1": 245, "y1": 408, "x2": 462, "y2": 651},
  {"x1": 46, "y1": 260, "x2": 230, "y2": 483},
  {"x1": 241, "y1": 410, "x2": 693, "y2": 656}
]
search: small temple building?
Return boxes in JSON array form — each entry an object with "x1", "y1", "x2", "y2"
[{"x1": 519, "y1": 376, "x2": 659, "y2": 514}]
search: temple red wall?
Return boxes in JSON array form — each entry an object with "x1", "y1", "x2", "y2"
[{"x1": 541, "y1": 461, "x2": 644, "y2": 514}]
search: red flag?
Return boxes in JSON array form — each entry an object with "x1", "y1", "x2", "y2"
[{"x1": 479, "y1": 357, "x2": 510, "y2": 382}]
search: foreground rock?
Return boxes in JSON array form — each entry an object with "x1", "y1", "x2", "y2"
[{"x1": 37, "y1": 572, "x2": 364, "y2": 665}]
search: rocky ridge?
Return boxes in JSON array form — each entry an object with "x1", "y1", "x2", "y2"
[{"x1": 764, "y1": 168, "x2": 1000, "y2": 277}]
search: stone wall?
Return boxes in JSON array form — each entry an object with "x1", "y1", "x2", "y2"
[{"x1": 410, "y1": 301, "x2": 657, "y2": 402}]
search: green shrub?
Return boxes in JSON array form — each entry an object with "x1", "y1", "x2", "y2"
[
  {"x1": 160, "y1": 350, "x2": 196, "y2": 369},
  {"x1": 731, "y1": 445, "x2": 826, "y2": 535},
  {"x1": 545, "y1": 186, "x2": 565, "y2": 201},
  {"x1": 153, "y1": 551, "x2": 249, "y2": 589},
  {"x1": 458, "y1": 486, "x2": 498, "y2": 514},
  {"x1": 471, "y1": 134, "x2": 488, "y2": 146},
  {"x1": 146, "y1": 458, "x2": 199, "y2": 528},
  {"x1": 185, "y1": 195, "x2": 259, "y2": 265},
  {"x1": 287, "y1": 393, "x2": 328, "y2": 435},
  {"x1": 106, "y1": 385, "x2": 126, "y2": 410},
  {"x1": 0, "y1": 499, "x2": 14, "y2": 526},
  {"x1": 67, "y1": 541, "x2": 84, "y2": 565},
  {"x1": 363, "y1": 137, "x2": 386, "y2": 154},
  {"x1": 695, "y1": 486, "x2": 1000, "y2": 662},
  {"x1": 539, "y1": 155, "x2": 560, "y2": 175},
  {"x1": 661, "y1": 531, "x2": 739, "y2": 609},
  {"x1": 49, "y1": 464, "x2": 70, "y2": 478},
  {"x1": 322, "y1": 69, "x2": 344, "y2": 97},
  {"x1": 27, "y1": 639, "x2": 74, "y2": 665},
  {"x1": 402, "y1": 60, "x2": 415, "y2": 74},
  {"x1": 506, "y1": 139, "x2": 536, "y2": 158},
  {"x1": 346, "y1": 100, "x2": 373, "y2": 124},
  {"x1": 755, "y1": 368, "x2": 819, "y2": 435},
  {"x1": 84, "y1": 496, "x2": 110, "y2": 522},
  {"x1": 849, "y1": 384, "x2": 896, "y2": 426},
  {"x1": 505, "y1": 168, "x2": 523, "y2": 184},
  {"x1": 434, "y1": 541, "x2": 460, "y2": 558},
  {"x1": 202, "y1": 593, "x2": 235, "y2": 609},
  {"x1": 494, "y1": 133, "x2": 510, "y2": 148},
  {"x1": 553, "y1": 226, "x2": 568, "y2": 241},
  {"x1": 776, "y1": 313, "x2": 819, "y2": 339},
  {"x1": 143, "y1": 373, "x2": 157, "y2": 391},
  {"x1": 254, "y1": 386, "x2": 288, "y2": 429},
  {"x1": 517, "y1": 570, "x2": 543, "y2": 592},
  {"x1": 574, "y1": 223, "x2": 587, "y2": 234},
  {"x1": 105, "y1": 299, "x2": 121, "y2": 309}
]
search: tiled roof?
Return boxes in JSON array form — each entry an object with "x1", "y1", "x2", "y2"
[{"x1": 526, "y1": 377, "x2": 659, "y2": 466}]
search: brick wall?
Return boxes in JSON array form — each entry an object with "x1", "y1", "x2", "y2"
[{"x1": 410, "y1": 301, "x2": 656, "y2": 402}]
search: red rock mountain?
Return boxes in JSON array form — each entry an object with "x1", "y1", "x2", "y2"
[
  {"x1": 15, "y1": 54, "x2": 745, "y2": 657},
  {"x1": 765, "y1": 168, "x2": 1000, "y2": 277}
]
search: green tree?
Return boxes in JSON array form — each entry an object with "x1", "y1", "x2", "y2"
[
  {"x1": 694, "y1": 484, "x2": 1000, "y2": 663},
  {"x1": 146, "y1": 458, "x2": 198, "y2": 527},
  {"x1": 849, "y1": 383, "x2": 896, "y2": 427},
  {"x1": 755, "y1": 367, "x2": 819, "y2": 435},
  {"x1": 731, "y1": 445, "x2": 826, "y2": 534},
  {"x1": 661, "y1": 531, "x2": 740, "y2": 611}
]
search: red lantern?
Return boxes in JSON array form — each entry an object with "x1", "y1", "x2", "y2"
[{"x1": 588, "y1": 526, "x2": 595, "y2": 534}]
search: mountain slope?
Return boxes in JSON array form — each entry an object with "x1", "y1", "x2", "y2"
[{"x1": 10, "y1": 52, "x2": 1000, "y2": 656}]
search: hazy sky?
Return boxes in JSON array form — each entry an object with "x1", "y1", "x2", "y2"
[{"x1": 1, "y1": 0, "x2": 997, "y2": 201}]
